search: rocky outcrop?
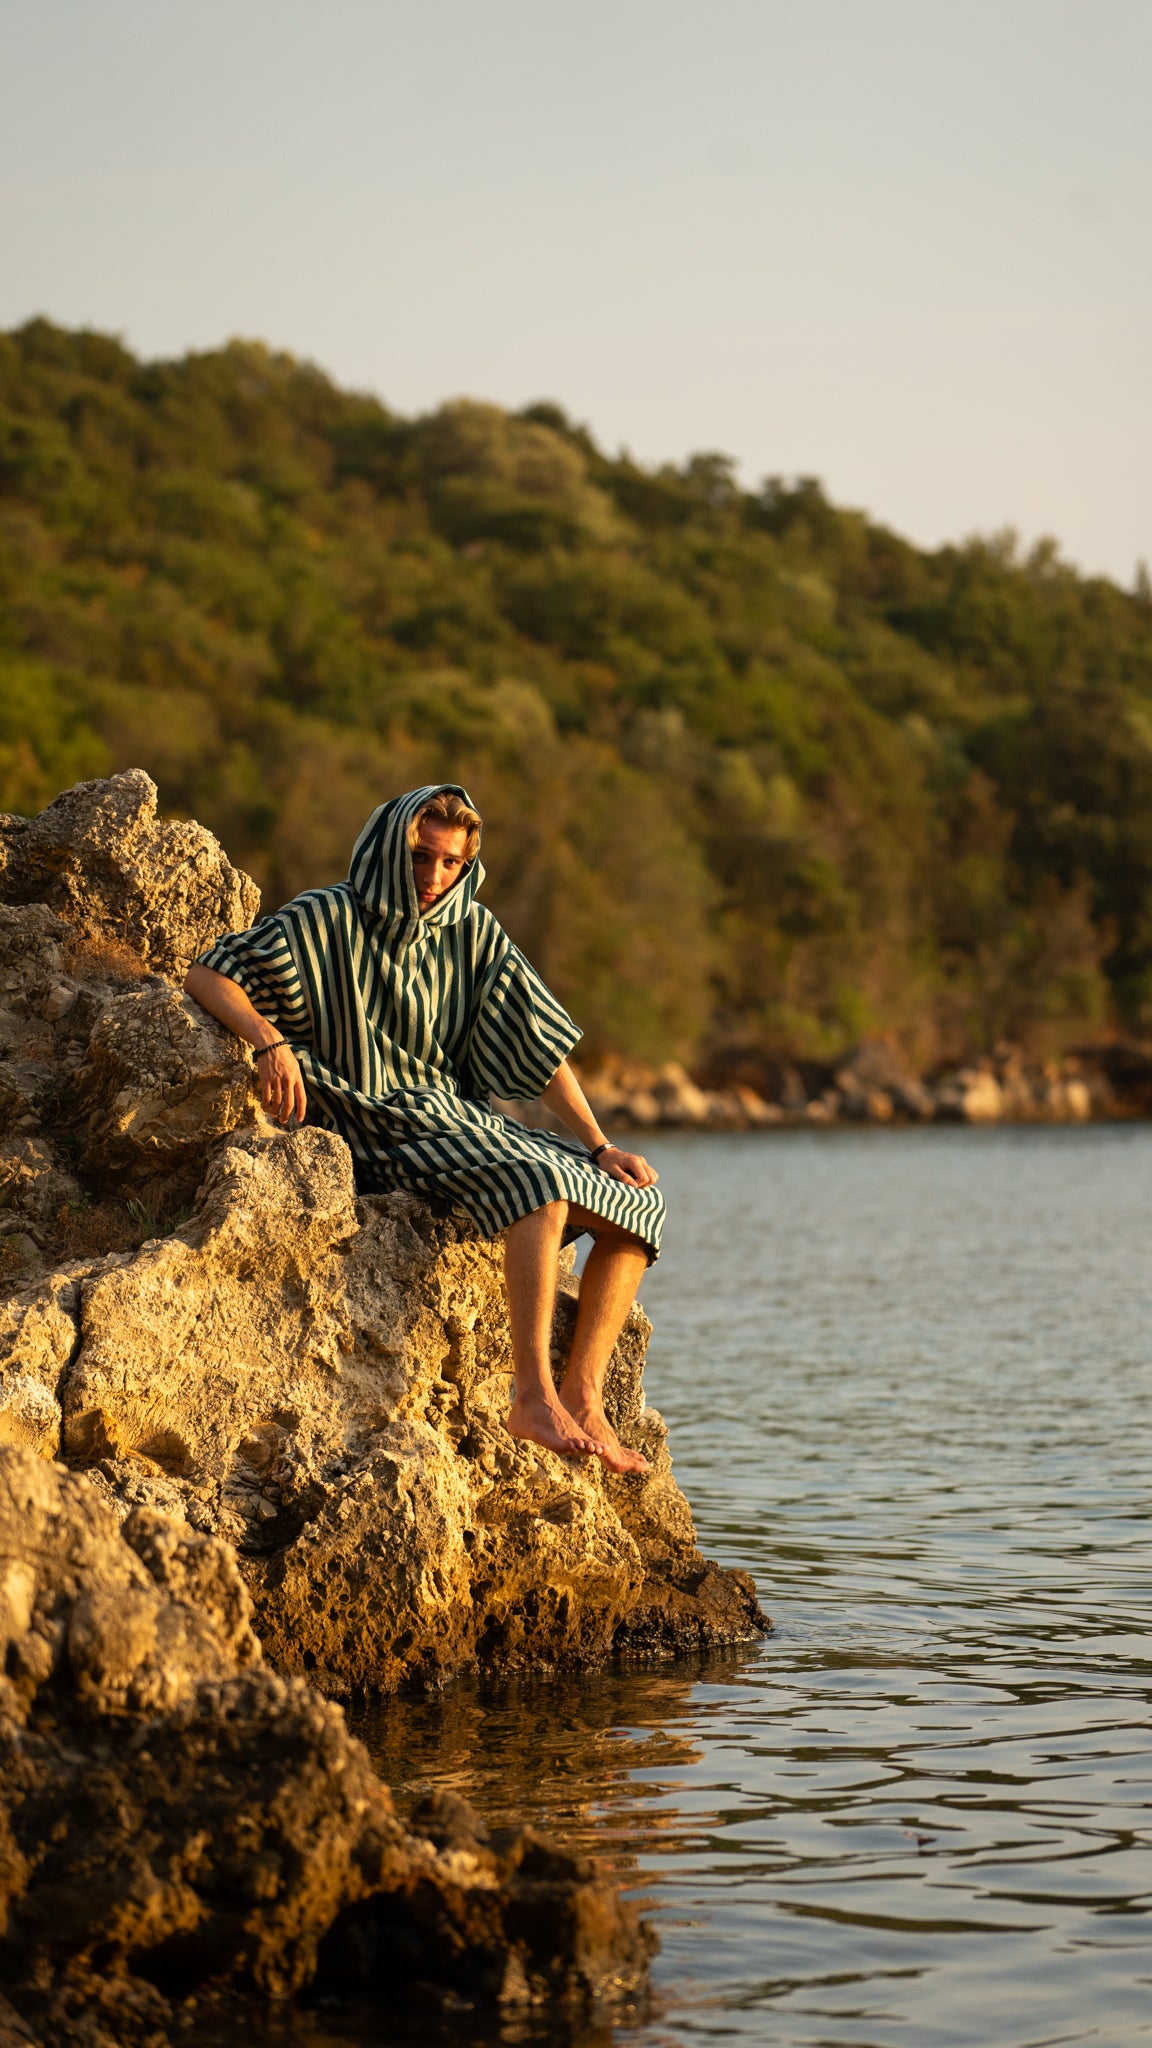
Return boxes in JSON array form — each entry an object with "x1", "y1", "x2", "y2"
[
  {"x1": 0, "y1": 1446, "x2": 653, "y2": 2045},
  {"x1": 20, "y1": 1121, "x2": 762, "y2": 1692},
  {"x1": 0, "y1": 904, "x2": 253, "y2": 1302},
  {"x1": 0, "y1": 772, "x2": 757, "y2": 2042},
  {"x1": 584, "y1": 1037, "x2": 1116, "y2": 1131},
  {"x1": 0, "y1": 774, "x2": 766, "y2": 1698},
  {"x1": 0, "y1": 769, "x2": 258, "y2": 981}
]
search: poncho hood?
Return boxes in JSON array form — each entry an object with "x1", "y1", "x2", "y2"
[{"x1": 348, "y1": 784, "x2": 485, "y2": 937}]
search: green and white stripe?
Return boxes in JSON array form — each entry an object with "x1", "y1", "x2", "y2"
[{"x1": 199, "y1": 784, "x2": 665, "y2": 1258}]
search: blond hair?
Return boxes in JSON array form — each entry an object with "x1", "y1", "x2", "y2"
[{"x1": 407, "y1": 789, "x2": 482, "y2": 862}]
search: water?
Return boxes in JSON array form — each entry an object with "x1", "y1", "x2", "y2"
[{"x1": 242, "y1": 1126, "x2": 1152, "y2": 2047}]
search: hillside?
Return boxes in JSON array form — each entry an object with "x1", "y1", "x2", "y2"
[{"x1": 2, "y1": 317, "x2": 1151, "y2": 1068}]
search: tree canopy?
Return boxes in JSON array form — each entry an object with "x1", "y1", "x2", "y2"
[{"x1": 3, "y1": 318, "x2": 1151, "y2": 1066}]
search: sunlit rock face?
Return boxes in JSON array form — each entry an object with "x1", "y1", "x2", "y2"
[
  {"x1": 58, "y1": 1123, "x2": 764, "y2": 1690},
  {"x1": 0, "y1": 773, "x2": 767, "y2": 1698},
  {"x1": 0, "y1": 767, "x2": 259, "y2": 981}
]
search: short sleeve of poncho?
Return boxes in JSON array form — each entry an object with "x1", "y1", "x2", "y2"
[
  {"x1": 198, "y1": 917, "x2": 311, "y2": 1041},
  {"x1": 466, "y1": 931, "x2": 582, "y2": 1100}
]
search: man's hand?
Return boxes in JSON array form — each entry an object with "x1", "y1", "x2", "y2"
[
  {"x1": 257, "y1": 1043, "x2": 308, "y2": 1125},
  {"x1": 596, "y1": 1145, "x2": 658, "y2": 1188},
  {"x1": 184, "y1": 966, "x2": 308, "y2": 1126}
]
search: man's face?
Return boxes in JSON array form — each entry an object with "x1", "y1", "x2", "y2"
[{"x1": 412, "y1": 820, "x2": 470, "y2": 911}]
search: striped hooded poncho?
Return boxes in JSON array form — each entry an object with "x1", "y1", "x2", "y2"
[{"x1": 198, "y1": 784, "x2": 666, "y2": 1259}]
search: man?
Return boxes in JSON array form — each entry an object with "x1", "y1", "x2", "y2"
[{"x1": 185, "y1": 784, "x2": 664, "y2": 1475}]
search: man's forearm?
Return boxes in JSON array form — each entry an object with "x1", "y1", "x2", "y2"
[
  {"x1": 183, "y1": 963, "x2": 281, "y2": 1051},
  {"x1": 541, "y1": 1060, "x2": 607, "y2": 1150}
]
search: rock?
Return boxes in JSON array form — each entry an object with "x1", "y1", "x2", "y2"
[
  {"x1": 0, "y1": 769, "x2": 259, "y2": 981},
  {"x1": 1063, "y1": 1077, "x2": 1092, "y2": 1121},
  {"x1": 622, "y1": 1087, "x2": 661, "y2": 1127},
  {"x1": 890, "y1": 1076, "x2": 936, "y2": 1119},
  {"x1": 835, "y1": 1037, "x2": 914, "y2": 1095},
  {"x1": 652, "y1": 1062, "x2": 714, "y2": 1125},
  {"x1": 0, "y1": 1138, "x2": 81, "y2": 1224},
  {"x1": 0, "y1": 906, "x2": 76, "y2": 1136},
  {"x1": 934, "y1": 1069, "x2": 1004, "y2": 1122},
  {"x1": 1072, "y1": 1041, "x2": 1152, "y2": 1118},
  {"x1": 835, "y1": 1039, "x2": 931, "y2": 1121},
  {"x1": 74, "y1": 980, "x2": 254, "y2": 1178},
  {"x1": 0, "y1": 1446, "x2": 652, "y2": 2041},
  {"x1": 51, "y1": 1125, "x2": 765, "y2": 1691},
  {"x1": 318, "y1": 1796, "x2": 655, "y2": 2013},
  {"x1": 0, "y1": 889, "x2": 255, "y2": 1206},
  {"x1": 731, "y1": 1083, "x2": 780, "y2": 1125},
  {"x1": 41, "y1": 984, "x2": 75, "y2": 1022},
  {"x1": 0, "y1": 773, "x2": 766, "y2": 1694},
  {"x1": 0, "y1": 1995, "x2": 37, "y2": 2047},
  {"x1": 0, "y1": 1271, "x2": 86, "y2": 1455},
  {"x1": 835, "y1": 1079, "x2": 894, "y2": 1122}
]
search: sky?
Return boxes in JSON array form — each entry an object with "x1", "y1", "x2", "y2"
[{"x1": 1, "y1": 0, "x2": 1149, "y2": 584}]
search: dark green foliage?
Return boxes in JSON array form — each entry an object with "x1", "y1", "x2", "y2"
[{"x1": 2, "y1": 319, "x2": 1150, "y2": 1063}]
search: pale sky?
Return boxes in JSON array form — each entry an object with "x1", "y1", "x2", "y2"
[{"x1": 1, "y1": 0, "x2": 1149, "y2": 583}]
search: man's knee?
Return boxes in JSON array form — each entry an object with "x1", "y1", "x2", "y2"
[
  {"x1": 531, "y1": 1199, "x2": 568, "y2": 1229},
  {"x1": 570, "y1": 1207, "x2": 646, "y2": 1251}
]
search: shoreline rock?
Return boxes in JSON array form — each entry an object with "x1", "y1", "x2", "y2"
[
  {"x1": 0, "y1": 770, "x2": 767, "y2": 2038},
  {"x1": 0, "y1": 1447, "x2": 654, "y2": 2046},
  {"x1": 577, "y1": 1038, "x2": 1133, "y2": 1134}
]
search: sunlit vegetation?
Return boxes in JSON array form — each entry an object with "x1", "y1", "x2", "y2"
[{"x1": 3, "y1": 319, "x2": 1151, "y2": 1065}]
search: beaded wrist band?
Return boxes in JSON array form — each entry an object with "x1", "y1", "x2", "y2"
[{"x1": 254, "y1": 1039, "x2": 288, "y2": 1060}]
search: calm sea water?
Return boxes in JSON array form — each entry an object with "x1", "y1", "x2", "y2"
[{"x1": 232, "y1": 1126, "x2": 1152, "y2": 2048}]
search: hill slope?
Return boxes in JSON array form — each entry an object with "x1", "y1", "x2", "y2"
[{"x1": 3, "y1": 318, "x2": 1151, "y2": 1066}]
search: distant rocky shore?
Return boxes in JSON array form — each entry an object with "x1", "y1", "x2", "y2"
[
  {"x1": 573, "y1": 1036, "x2": 1152, "y2": 1134},
  {"x1": 0, "y1": 771, "x2": 766, "y2": 2047}
]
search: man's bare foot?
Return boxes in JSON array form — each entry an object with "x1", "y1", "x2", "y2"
[
  {"x1": 561, "y1": 1398, "x2": 649, "y2": 1476},
  {"x1": 507, "y1": 1392, "x2": 605, "y2": 1460}
]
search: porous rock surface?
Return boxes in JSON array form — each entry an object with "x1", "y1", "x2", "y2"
[
  {"x1": 53, "y1": 1123, "x2": 763, "y2": 1690},
  {"x1": 0, "y1": 769, "x2": 258, "y2": 982},
  {"x1": 0, "y1": 894, "x2": 252, "y2": 1210},
  {"x1": 0, "y1": 1446, "x2": 653, "y2": 2046}
]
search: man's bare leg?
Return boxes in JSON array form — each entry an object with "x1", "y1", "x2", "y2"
[
  {"x1": 557, "y1": 1211, "x2": 651, "y2": 1475},
  {"x1": 504, "y1": 1201, "x2": 605, "y2": 1459}
]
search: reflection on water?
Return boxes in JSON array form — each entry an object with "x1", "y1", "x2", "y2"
[{"x1": 218, "y1": 1127, "x2": 1152, "y2": 2048}]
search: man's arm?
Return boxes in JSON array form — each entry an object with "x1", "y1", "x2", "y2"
[
  {"x1": 183, "y1": 963, "x2": 307, "y2": 1125},
  {"x1": 540, "y1": 1060, "x2": 658, "y2": 1189}
]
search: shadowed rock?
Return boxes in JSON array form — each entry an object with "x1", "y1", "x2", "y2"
[{"x1": 0, "y1": 1447, "x2": 654, "y2": 2045}]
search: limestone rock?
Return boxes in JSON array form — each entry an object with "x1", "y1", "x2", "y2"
[
  {"x1": 0, "y1": 769, "x2": 260, "y2": 980},
  {"x1": 0, "y1": 1272, "x2": 86, "y2": 1455},
  {"x1": 0, "y1": 906, "x2": 75, "y2": 1137},
  {"x1": 52, "y1": 1124, "x2": 765, "y2": 1691},
  {"x1": 0, "y1": 1446, "x2": 653, "y2": 2042},
  {"x1": 320, "y1": 1794, "x2": 656, "y2": 2013},
  {"x1": 74, "y1": 979, "x2": 254, "y2": 1177},
  {"x1": 0, "y1": 1139, "x2": 81, "y2": 1225},
  {"x1": 0, "y1": 892, "x2": 255, "y2": 1206}
]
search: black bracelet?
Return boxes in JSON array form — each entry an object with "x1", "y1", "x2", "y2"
[
  {"x1": 588, "y1": 1140, "x2": 610, "y2": 1162},
  {"x1": 254, "y1": 1039, "x2": 288, "y2": 1060}
]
